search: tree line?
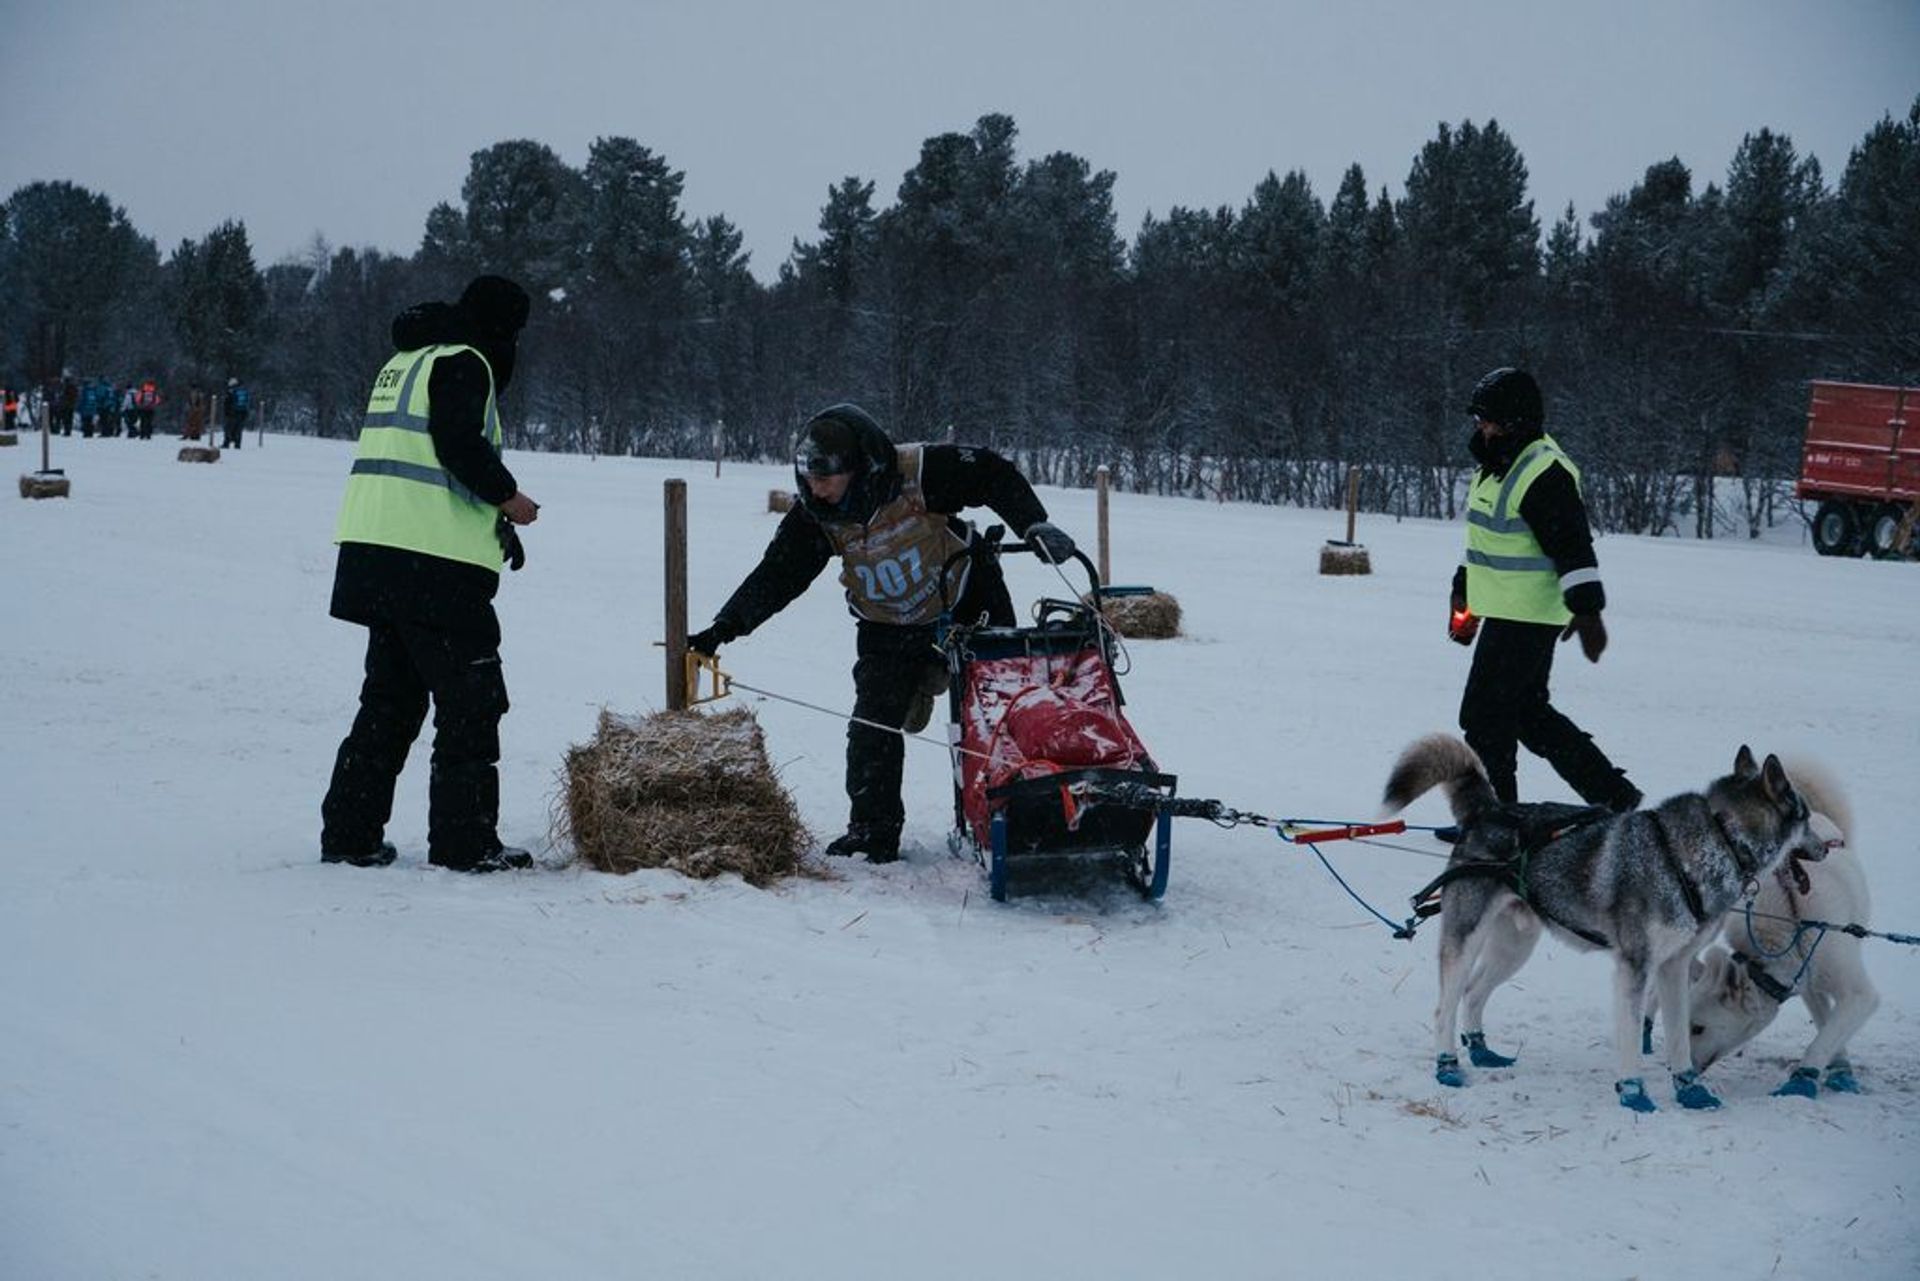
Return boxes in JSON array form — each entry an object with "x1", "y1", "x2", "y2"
[{"x1": 3, "y1": 100, "x2": 1915, "y2": 537}]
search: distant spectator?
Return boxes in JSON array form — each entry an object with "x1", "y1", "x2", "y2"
[
  {"x1": 78, "y1": 378, "x2": 101, "y2": 437},
  {"x1": 54, "y1": 375, "x2": 78, "y2": 436},
  {"x1": 222, "y1": 376, "x2": 251, "y2": 448},
  {"x1": 134, "y1": 378, "x2": 161, "y2": 439},
  {"x1": 93, "y1": 377, "x2": 118, "y2": 435},
  {"x1": 2, "y1": 386, "x2": 16, "y2": 432},
  {"x1": 120, "y1": 384, "x2": 137, "y2": 437}
]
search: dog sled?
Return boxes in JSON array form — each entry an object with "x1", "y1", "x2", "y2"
[{"x1": 940, "y1": 533, "x2": 1175, "y2": 902}]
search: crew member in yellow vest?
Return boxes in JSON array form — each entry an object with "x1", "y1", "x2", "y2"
[
  {"x1": 686, "y1": 404, "x2": 1078, "y2": 862},
  {"x1": 1449, "y1": 367, "x2": 1639, "y2": 813},
  {"x1": 320, "y1": 274, "x2": 542, "y2": 873}
]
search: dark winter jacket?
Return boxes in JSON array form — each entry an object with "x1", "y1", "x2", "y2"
[
  {"x1": 708, "y1": 440, "x2": 1050, "y2": 642},
  {"x1": 1452, "y1": 425, "x2": 1606, "y2": 618},
  {"x1": 329, "y1": 301, "x2": 521, "y2": 634}
]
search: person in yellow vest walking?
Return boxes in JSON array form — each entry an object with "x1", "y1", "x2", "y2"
[
  {"x1": 1448, "y1": 367, "x2": 1640, "y2": 813},
  {"x1": 320, "y1": 275, "x2": 541, "y2": 872},
  {"x1": 685, "y1": 404, "x2": 1077, "y2": 863}
]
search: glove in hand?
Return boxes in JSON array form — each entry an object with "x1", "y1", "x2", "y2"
[
  {"x1": 1561, "y1": 613, "x2": 1607, "y2": 662},
  {"x1": 686, "y1": 625, "x2": 727, "y2": 657},
  {"x1": 497, "y1": 517, "x2": 526, "y2": 572},
  {"x1": 1447, "y1": 597, "x2": 1478, "y2": 646},
  {"x1": 1026, "y1": 520, "x2": 1076, "y2": 565}
]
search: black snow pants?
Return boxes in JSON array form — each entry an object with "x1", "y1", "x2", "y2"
[
  {"x1": 1458, "y1": 617, "x2": 1634, "y2": 808},
  {"x1": 320, "y1": 611, "x2": 509, "y2": 865},
  {"x1": 844, "y1": 565, "x2": 1014, "y2": 833}
]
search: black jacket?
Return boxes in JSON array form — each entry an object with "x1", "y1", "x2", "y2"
[
  {"x1": 329, "y1": 302, "x2": 519, "y2": 633},
  {"x1": 710, "y1": 443, "x2": 1049, "y2": 641},
  {"x1": 1452, "y1": 426, "x2": 1606, "y2": 617}
]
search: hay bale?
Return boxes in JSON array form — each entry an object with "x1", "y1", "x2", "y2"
[
  {"x1": 177, "y1": 445, "x2": 221, "y2": 463},
  {"x1": 1099, "y1": 591, "x2": 1182, "y2": 639},
  {"x1": 556, "y1": 706, "x2": 814, "y2": 884},
  {"x1": 1319, "y1": 540, "x2": 1372, "y2": 575},
  {"x1": 768, "y1": 488, "x2": 794, "y2": 513},
  {"x1": 0, "y1": 432, "x2": 17, "y2": 447},
  {"x1": 19, "y1": 471, "x2": 71, "y2": 499}
]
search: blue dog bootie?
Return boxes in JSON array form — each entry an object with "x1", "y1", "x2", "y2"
[
  {"x1": 1673, "y1": 1068, "x2": 1722, "y2": 1110},
  {"x1": 1462, "y1": 1031, "x2": 1516, "y2": 1068},
  {"x1": 1773, "y1": 1066, "x2": 1820, "y2": 1099},
  {"x1": 1823, "y1": 1059, "x2": 1861, "y2": 1094},
  {"x1": 1435, "y1": 1052, "x2": 1466, "y2": 1088},
  {"x1": 1616, "y1": 1077, "x2": 1656, "y2": 1112}
]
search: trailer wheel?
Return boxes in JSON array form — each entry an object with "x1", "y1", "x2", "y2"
[
  {"x1": 1864, "y1": 505, "x2": 1909, "y2": 559},
  {"x1": 1812, "y1": 501, "x2": 1862, "y2": 557}
]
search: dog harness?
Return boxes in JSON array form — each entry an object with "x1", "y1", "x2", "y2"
[
  {"x1": 1647, "y1": 811, "x2": 1712, "y2": 927},
  {"x1": 1408, "y1": 805, "x2": 1614, "y2": 947}
]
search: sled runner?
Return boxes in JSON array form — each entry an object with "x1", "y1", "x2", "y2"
[{"x1": 940, "y1": 533, "x2": 1174, "y2": 902}]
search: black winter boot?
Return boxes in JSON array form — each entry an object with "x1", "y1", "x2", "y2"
[
  {"x1": 824, "y1": 824, "x2": 901, "y2": 863},
  {"x1": 1605, "y1": 785, "x2": 1643, "y2": 815},
  {"x1": 430, "y1": 844, "x2": 533, "y2": 873},
  {"x1": 322, "y1": 840, "x2": 398, "y2": 868}
]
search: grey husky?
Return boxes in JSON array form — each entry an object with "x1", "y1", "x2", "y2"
[{"x1": 1381, "y1": 733, "x2": 1820, "y2": 1112}]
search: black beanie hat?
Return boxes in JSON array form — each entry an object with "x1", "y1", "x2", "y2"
[
  {"x1": 1466, "y1": 367, "x2": 1544, "y2": 430},
  {"x1": 459, "y1": 275, "x2": 531, "y2": 337}
]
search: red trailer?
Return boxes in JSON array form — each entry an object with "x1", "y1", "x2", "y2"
[{"x1": 1798, "y1": 380, "x2": 1920, "y2": 558}]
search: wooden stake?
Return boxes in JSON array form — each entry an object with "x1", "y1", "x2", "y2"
[
  {"x1": 665, "y1": 479, "x2": 689, "y2": 710},
  {"x1": 1096, "y1": 464, "x2": 1111, "y2": 585},
  {"x1": 1345, "y1": 466, "x2": 1360, "y2": 545}
]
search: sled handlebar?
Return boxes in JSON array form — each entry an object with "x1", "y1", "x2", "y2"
[{"x1": 939, "y1": 525, "x2": 1103, "y2": 611}]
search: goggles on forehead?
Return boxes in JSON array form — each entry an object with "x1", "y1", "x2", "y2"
[{"x1": 796, "y1": 447, "x2": 853, "y2": 477}]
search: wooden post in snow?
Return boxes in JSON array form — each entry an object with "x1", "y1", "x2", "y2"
[
  {"x1": 1345, "y1": 466, "x2": 1360, "y2": 545},
  {"x1": 665, "y1": 479, "x2": 689, "y2": 710},
  {"x1": 1318, "y1": 465, "x2": 1371, "y2": 575},
  {"x1": 1096, "y1": 464, "x2": 1111, "y2": 585}
]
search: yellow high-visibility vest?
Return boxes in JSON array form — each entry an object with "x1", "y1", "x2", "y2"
[
  {"x1": 1463, "y1": 434, "x2": 1582, "y2": 625},
  {"x1": 334, "y1": 344, "x2": 503, "y2": 571}
]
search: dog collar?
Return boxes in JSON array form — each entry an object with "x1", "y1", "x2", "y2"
[{"x1": 1730, "y1": 949, "x2": 1796, "y2": 1004}]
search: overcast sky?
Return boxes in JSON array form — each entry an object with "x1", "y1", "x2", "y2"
[{"x1": 3, "y1": 1, "x2": 1915, "y2": 282}]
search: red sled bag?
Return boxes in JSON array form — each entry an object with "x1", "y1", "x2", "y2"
[{"x1": 941, "y1": 538, "x2": 1175, "y2": 902}]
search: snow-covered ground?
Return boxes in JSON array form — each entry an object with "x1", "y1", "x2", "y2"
[{"x1": 4, "y1": 432, "x2": 1915, "y2": 1280}]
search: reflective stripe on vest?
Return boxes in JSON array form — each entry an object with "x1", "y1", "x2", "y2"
[
  {"x1": 1463, "y1": 434, "x2": 1580, "y2": 625},
  {"x1": 820, "y1": 445, "x2": 973, "y2": 626},
  {"x1": 333, "y1": 344, "x2": 503, "y2": 571}
]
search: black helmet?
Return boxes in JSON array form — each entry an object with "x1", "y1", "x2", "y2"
[
  {"x1": 793, "y1": 403, "x2": 898, "y2": 522},
  {"x1": 1467, "y1": 367, "x2": 1544, "y2": 430}
]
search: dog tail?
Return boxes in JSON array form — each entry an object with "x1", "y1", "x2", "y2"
[{"x1": 1382, "y1": 733, "x2": 1499, "y2": 823}]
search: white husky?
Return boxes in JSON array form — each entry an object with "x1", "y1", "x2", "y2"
[{"x1": 1684, "y1": 761, "x2": 1878, "y2": 1097}]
